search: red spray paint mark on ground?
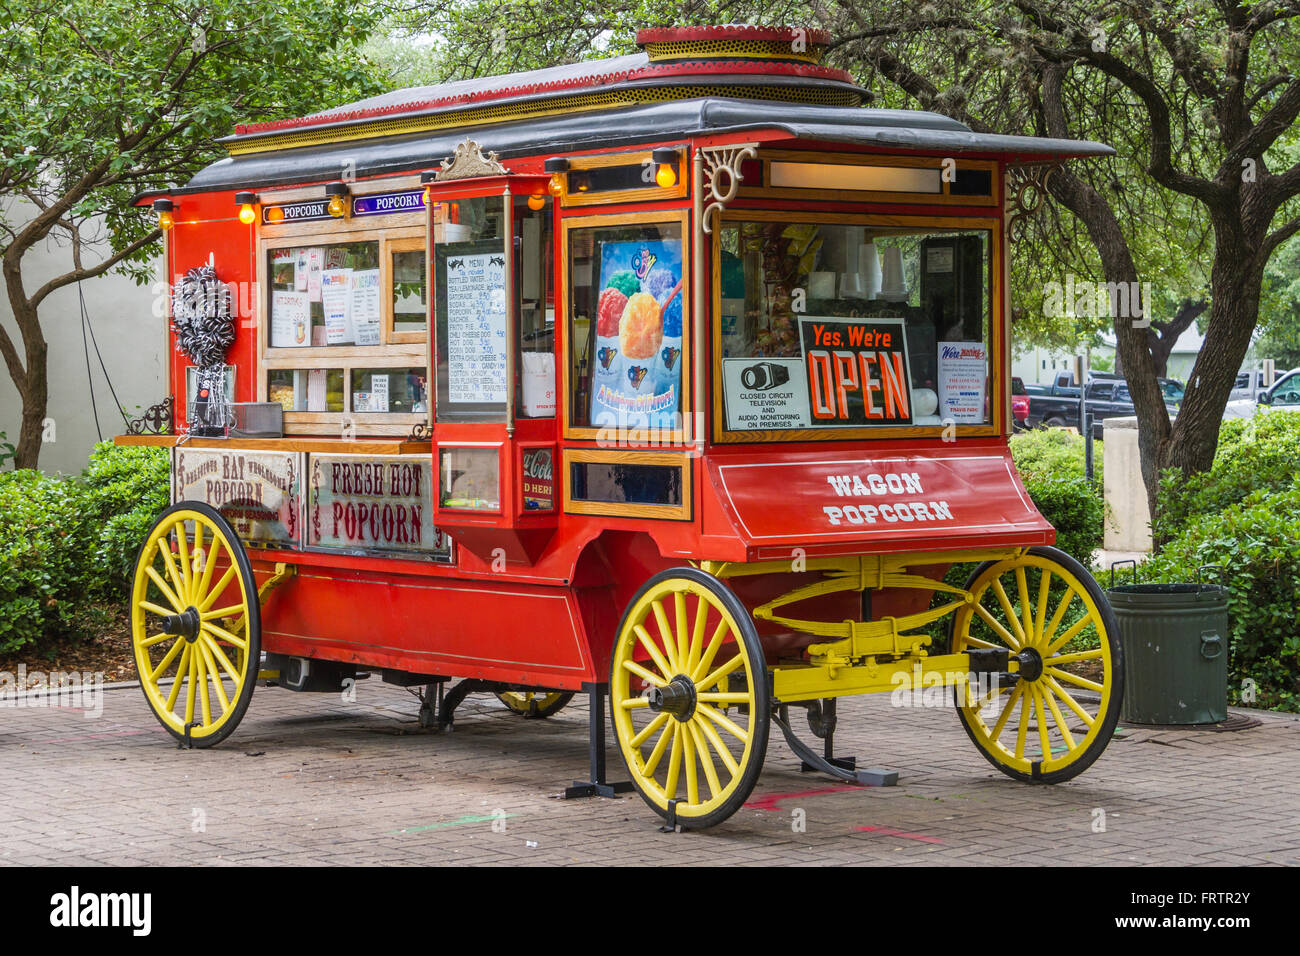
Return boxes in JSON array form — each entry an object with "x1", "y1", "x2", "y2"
[
  {"x1": 745, "y1": 785, "x2": 864, "y2": 812},
  {"x1": 854, "y1": 825, "x2": 944, "y2": 844}
]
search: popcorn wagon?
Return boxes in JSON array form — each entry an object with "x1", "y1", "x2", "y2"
[{"x1": 119, "y1": 24, "x2": 1124, "y2": 829}]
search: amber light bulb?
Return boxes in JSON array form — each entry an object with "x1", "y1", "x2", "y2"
[
  {"x1": 547, "y1": 173, "x2": 564, "y2": 196},
  {"x1": 655, "y1": 163, "x2": 677, "y2": 188},
  {"x1": 527, "y1": 190, "x2": 546, "y2": 211},
  {"x1": 327, "y1": 195, "x2": 346, "y2": 218},
  {"x1": 238, "y1": 204, "x2": 256, "y2": 224}
]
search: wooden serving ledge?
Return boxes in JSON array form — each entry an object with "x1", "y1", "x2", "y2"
[{"x1": 114, "y1": 434, "x2": 433, "y2": 455}]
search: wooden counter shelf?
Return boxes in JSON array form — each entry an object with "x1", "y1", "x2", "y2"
[{"x1": 113, "y1": 434, "x2": 433, "y2": 455}]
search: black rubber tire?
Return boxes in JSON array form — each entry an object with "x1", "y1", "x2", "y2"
[
  {"x1": 610, "y1": 567, "x2": 770, "y2": 830},
  {"x1": 950, "y1": 545, "x2": 1123, "y2": 784},
  {"x1": 131, "y1": 501, "x2": 261, "y2": 748}
]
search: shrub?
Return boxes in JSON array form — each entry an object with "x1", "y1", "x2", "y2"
[
  {"x1": 82, "y1": 441, "x2": 170, "y2": 591},
  {"x1": 0, "y1": 469, "x2": 100, "y2": 654},
  {"x1": 1143, "y1": 482, "x2": 1300, "y2": 712},
  {"x1": 1010, "y1": 429, "x2": 1105, "y2": 568},
  {"x1": 0, "y1": 442, "x2": 168, "y2": 656},
  {"x1": 1155, "y1": 409, "x2": 1300, "y2": 541}
]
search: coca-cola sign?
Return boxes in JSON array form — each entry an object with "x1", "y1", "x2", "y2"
[{"x1": 522, "y1": 448, "x2": 554, "y2": 511}]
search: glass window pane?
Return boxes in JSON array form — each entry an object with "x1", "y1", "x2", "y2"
[
  {"x1": 267, "y1": 368, "x2": 344, "y2": 412},
  {"x1": 567, "y1": 220, "x2": 685, "y2": 432},
  {"x1": 568, "y1": 461, "x2": 682, "y2": 506},
  {"x1": 439, "y1": 447, "x2": 500, "y2": 511},
  {"x1": 350, "y1": 368, "x2": 428, "y2": 414},
  {"x1": 717, "y1": 221, "x2": 992, "y2": 433},
  {"x1": 268, "y1": 242, "x2": 381, "y2": 347},
  {"x1": 392, "y1": 249, "x2": 427, "y2": 334},
  {"x1": 434, "y1": 196, "x2": 508, "y2": 423}
]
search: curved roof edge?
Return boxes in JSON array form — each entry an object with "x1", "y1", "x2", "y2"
[{"x1": 179, "y1": 98, "x2": 1113, "y2": 195}]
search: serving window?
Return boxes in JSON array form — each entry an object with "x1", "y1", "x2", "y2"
[
  {"x1": 713, "y1": 213, "x2": 997, "y2": 440},
  {"x1": 259, "y1": 213, "x2": 428, "y2": 436}
]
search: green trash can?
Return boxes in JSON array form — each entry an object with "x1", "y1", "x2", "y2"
[{"x1": 1106, "y1": 566, "x2": 1229, "y2": 725}]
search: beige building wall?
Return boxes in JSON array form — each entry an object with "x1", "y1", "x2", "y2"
[
  {"x1": 1102, "y1": 416, "x2": 1153, "y2": 553},
  {"x1": 0, "y1": 203, "x2": 165, "y2": 475}
]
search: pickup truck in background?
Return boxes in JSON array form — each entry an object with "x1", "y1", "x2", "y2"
[
  {"x1": 1026, "y1": 372, "x2": 1180, "y2": 439},
  {"x1": 1011, "y1": 376, "x2": 1030, "y2": 431}
]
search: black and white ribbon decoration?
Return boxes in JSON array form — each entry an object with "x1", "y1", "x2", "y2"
[{"x1": 171, "y1": 264, "x2": 234, "y2": 368}]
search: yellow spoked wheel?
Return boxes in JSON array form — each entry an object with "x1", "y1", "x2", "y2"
[
  {"x1": 130, "y1": 502, "x2": 260, "y2": 747},
  {"x1": 610, "y1": 568, "x2": 769, "y2": 829},
  {"x1": 495, "y1": 690, "x2": 574, "y2": 719},
  {"x1": 951, "y1": 545, "x2": 1123, "y2": 782}
]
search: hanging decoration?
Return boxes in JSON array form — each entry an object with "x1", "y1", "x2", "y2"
[{"x1": 171, "y1": 264, "x2": 235, "y2": 436}]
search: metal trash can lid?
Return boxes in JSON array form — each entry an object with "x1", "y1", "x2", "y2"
[{"x1": 1106, "y1": 582, "x2": 1228, "y2": 610}]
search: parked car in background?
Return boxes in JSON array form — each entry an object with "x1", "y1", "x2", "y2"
[
  {"x1": 1011, "y1": 376, "x2": 1030, "y2": 430},
  {"x1": 1260, "y1": 368, "x2": 1300, "y2": 409}
]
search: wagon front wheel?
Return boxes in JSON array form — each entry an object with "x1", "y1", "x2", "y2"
[
  {"x1": 495, "y1": 690, "x2": 574, "y2": 718},
  {"x1": 951, "y1": 545, "x2": 1122, "y2": 782},
  {"x1": 130, "y1": 502, "x2": 261, "y2": 747},
  {"x1": 610, "y1": 568, "x2": 770, "y2": 829}
]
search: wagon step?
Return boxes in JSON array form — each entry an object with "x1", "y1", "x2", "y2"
[{"x1": 772, "y1": 708, "x2": 898, "y2": 788}]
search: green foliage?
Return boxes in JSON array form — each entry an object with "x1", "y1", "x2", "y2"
[
  {"x1": 1143, "y1": 484, "x2": 1300, "y2": 713},
  {"x1": 1154, "y1": 410, "x2": 1300, "y2": 542},
  {"x1": 0, "y1": 470, "x2": 100, "y2": 654},
  {"x1": 0, "y1": 430, "x2": 15, "y2": 469},
  {"x1": 0, "y1": 443, "x2": 167, "y2": 655},
  {"x1": 82, "y1": 442, "x2": 170, "y2": 590},
  {"x1": 1008, "y1": 428, "x2": 1105, "y2": 566}
]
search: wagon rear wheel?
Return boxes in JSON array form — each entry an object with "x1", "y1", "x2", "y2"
[
  {"x1": 130, "y1": 502, "x2": 260, "y2": 747},
  {"x1": 951, "y1": 546, "x2": 1122, "y2": 782},
  {"x1": 610, "y1": 568, "x2": 769, "y2": 829},
  {"x1": 495, "y1": 690, "x2": 574, "y2": 718}
]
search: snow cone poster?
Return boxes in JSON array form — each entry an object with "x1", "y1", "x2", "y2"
[{"x1": 590, "y1": 239, "x2": 684, "y2": 430}]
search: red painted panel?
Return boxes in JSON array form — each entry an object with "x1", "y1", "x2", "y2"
[
  {"x1": 256, "y1": 565, "x2": 596, "y2": 688},
  {"x1": 706, "y1": 440, "x2": 1052, "y2": 557}
]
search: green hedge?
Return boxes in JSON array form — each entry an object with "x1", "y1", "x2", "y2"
[
  {"x1": 0, "y1": 442, "x2": 168, "y2": 656},
  {"x1": 1010, "y1": 428, "x2": 1105, "y2": 568},
  {"x1": 1146, "y1": 410, "x2": 1300, "y2": 712}
]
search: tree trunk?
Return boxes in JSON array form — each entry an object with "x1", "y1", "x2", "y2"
[{"x1": 1, "y1": 262, "x2": 49, "y2": 471}]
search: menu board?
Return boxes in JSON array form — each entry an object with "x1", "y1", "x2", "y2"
[
  {"x1": 172, "y1": 449, "x2": 301, "y2": 548},
  {"x1": 937, "y1": 341, "x2": 988, "y2": 423},
  {"x1": 440, "y1": 240, "x2": 507, "y2": 405},
  {"x1": 308, "y1": 454, "x2": 451, "y2": 561},
  {"x1": 321, "y1": 268, "x2": 354, "y2": 344},
  {"x1": 351, "y1": 269, "x2": 382, "y2": 345}
]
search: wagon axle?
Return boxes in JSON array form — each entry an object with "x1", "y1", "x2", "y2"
[
  {"x1": 162, "y1": 606, "x2": 202, "y2": 643},
  {"x1": 646, "y1": 676, "x2": 697, "y2": 721}
]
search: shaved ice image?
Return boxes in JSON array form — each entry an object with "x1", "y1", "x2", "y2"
[
  {"x1": 619, "y1": 292, "x2": 663, "y2": 360},
  {"x1": 644, "y1": 266, "x2": 676, "y2": 302},
  {"x1": 606, "y1": 270, "x2": 640, "y2": 299},
  {"x1": 597, "y1": 287, "x2": 627, "y2": 337},
  {"x1": 661, "y1": 296, "x2": 682, "y2": 336}
]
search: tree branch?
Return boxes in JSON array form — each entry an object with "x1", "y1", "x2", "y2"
[{"x1": 28, "y1": 228, "x2": 161, "y2": 310}]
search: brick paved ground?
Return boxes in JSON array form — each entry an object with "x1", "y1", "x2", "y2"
[{"x1": 1, "y1": 678, "x2": 1297, "y2": 866}]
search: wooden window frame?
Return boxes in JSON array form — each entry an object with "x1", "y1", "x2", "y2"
[
  {"x1": 561, "y1": 447, "x2": 692, "y2": 520},
  {"x1": 560, "y1": 208, "x2": 693, "y2": 442},
  {"x1": 737, "y1": 151, "x2": 1000, "y2": 207},
  {"x1": 558, "y1": 148, "x2": 689, "y2": 208},
  {"x1": 256, "y1": 214, "x2": 428, "y2": 436}
]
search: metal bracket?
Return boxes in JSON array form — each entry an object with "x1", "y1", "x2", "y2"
[
  {"x1": 772, "y1": 710, "x2": 897, "y2": 787},
  {"x1": 700, "y1": 144, "x2": 758, "y2": 235}
]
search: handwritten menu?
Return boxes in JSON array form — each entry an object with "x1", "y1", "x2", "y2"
[
  {"x1": 270, "y1": 290, "x2": 310, "y2": 348},
  {"x1": 444, "y1": 249, "x2": 507, "y2": 404}
]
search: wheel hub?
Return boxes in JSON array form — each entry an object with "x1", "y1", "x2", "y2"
[
  {"x1": 163, "y1": 606, "x2": 202, "y2": 643},
  {"x1": 1015, "y1": 647, "x2": 1044, "y2": 682},
  {"x1": 646, "y1": 675, "x2": 697, "y2": 721}
]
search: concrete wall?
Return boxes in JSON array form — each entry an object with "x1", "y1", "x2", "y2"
[
  {"x1": 1102, "y1": 416, "x2": 1152, "y2": 553},
  {"x1": 0, "y1": 203, "x2": 164, "y2": 475}
]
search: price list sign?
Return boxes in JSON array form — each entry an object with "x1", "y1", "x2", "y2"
[{"x1": 440, "y1": 242, "x2": 508, "y2": 405}]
